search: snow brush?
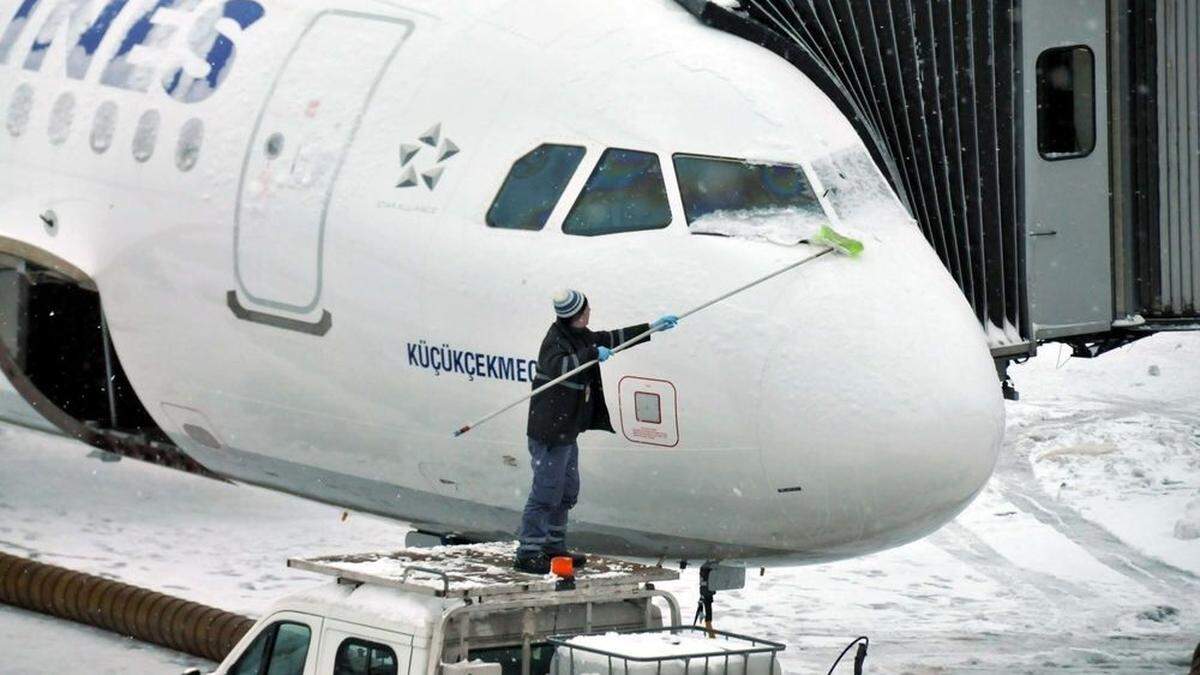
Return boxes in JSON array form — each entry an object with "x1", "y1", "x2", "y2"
[{"x1": 452, "y1": 225, "x2": 863, "y2": 438}]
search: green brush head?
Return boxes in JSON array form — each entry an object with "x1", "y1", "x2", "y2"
[{"x1": 812, "y1": 225, "x2": 864, "y2": 257}]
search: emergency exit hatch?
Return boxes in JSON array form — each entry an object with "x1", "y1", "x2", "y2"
[{"x1": 617, "y1": 376, "x2": 678, "y2": 448}]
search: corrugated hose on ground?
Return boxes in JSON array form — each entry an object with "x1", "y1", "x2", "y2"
[{"x1": 0, "y1": 550, "x2": 252, "y2": 662}]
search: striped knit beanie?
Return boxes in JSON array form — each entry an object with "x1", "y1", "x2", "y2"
[{"x1": 553, "y1": 289, "x2": 587, "y2": 319}]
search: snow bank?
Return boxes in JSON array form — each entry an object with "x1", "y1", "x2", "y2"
[
  {"x1": 1011, "y1": 333, "x2": 1200, "y2": 404},
  {"x1": 957, "y1": 483, "x2": 1132, "y2": 589},
  {"x1": 1176, "y1": 498, "x2": 1200, "y2": 541},
  {"x1": 1023, "y1": 406, "x2": 1200, "y2": 575}
]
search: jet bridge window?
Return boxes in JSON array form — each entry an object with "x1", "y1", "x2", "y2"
[
  {"x1": 334, "y1": 638, "x2": 398, "y2": 675},
  {"x1": 1036, "y1": 46, "x2": 1096, "y2": 160},
  {"x1": 673, "y1": 154, "x2": 824, "y2": 225},
  {"x1": 487, "y1": 144, "x2": 586, "y2": 230},
  {"x1": 563, "y1": 148, "x2": 672, "y2": 236}
]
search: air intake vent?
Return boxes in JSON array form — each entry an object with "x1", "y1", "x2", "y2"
[{"x1": 677, "y1": 0, "x2": 1028, "y2": 344}]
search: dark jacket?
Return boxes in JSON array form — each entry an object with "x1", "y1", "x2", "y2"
[{"x1": 527, "y1": 320, "x2": 652, "y2": 446}]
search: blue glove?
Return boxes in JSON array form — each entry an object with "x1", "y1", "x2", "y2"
[
  {"x1": 597, "y1": 346, "x2": 613, "y2": 362},
  {"x1": 651, "y1": 314, "x2": 679, "y2": 331}
]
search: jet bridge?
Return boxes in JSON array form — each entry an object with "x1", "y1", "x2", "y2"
[{"x1": 677, "y1": 0, "x2": 1200, "y2": 364}]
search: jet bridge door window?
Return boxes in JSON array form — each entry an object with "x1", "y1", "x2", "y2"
[
  {"x1": 487, "y1": 144, "x2": 586, "y2": 230},
  {"x1": 563, "y1": 148, "x2": 672, "y2": 236},
  {"x1": 229, "y1": 621, "x2": 312, "y2": 675},
  {"x1": 673, "y1": 154, "x2": 824, "y2": 225},
  {"x1": 1036, "y1": 46, "x2": 1096, "y2": 160}
]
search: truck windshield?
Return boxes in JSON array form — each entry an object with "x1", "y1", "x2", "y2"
[{"x1": 673, "y1": 154, "x2": 825, "y2": 234}]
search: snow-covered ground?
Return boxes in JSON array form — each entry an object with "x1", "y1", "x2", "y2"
[{"x1": 1, "y1": 334, "x2": 1198, "y2": 673}]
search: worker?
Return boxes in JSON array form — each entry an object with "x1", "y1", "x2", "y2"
[{"x1": 515, "y1": 289, "x2": 677, "y2": 573}]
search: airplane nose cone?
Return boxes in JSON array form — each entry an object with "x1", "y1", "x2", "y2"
[{"x1": 756, "y1": 225, "x2": 1004, "y2": 560}]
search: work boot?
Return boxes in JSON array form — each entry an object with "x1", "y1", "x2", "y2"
[
  {"x1": 513, "y1": 552, "x2": 551, "y2": 575},
  {"x1": 543, "y1": 546, "x2": 587, "y2": 568}
]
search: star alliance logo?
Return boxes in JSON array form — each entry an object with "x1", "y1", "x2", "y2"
[{"x1": 397, "y1": 123, "x2": 460, "y2": 191}]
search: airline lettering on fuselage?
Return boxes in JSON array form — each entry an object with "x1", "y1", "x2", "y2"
[
  {"x1": 407, "y1": 340, "x2": 540, "y2": 384},
  {"x1": 0, "y1": 0, "x2": 263, "y2": 103}
]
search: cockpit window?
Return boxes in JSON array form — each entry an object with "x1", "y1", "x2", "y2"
[
  {"x1": 487, "y1": 144, "x2": 586, "y2": 231},
  {"x1": 563, "y1": 148, "x2": 671, "y2": 236},
  {"x1": 673, "y1": 154, "x2": 824, "y2": 225}
]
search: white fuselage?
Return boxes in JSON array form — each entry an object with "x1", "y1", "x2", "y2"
[{"x1": 0, "y1": 0, "x2": 1004, "y2": 563}]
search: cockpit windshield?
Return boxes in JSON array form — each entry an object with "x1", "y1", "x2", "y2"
[{"x1": 673, "y1": 154, "x2": 827, "y2": 243}]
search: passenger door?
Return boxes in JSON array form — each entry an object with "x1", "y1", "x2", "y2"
[
  {"x1": 221, "y1": 612, "x2": 324, "y2": 675},
  {"x1": 1022, "y1": 0, "x2": 1111, "y2": 339},
  {"x1": 316, "y1": 619, "x2": 413, "y2": 675},
  {"x1": 231, "y1": 11, "x2": 414, "y2": 334}
]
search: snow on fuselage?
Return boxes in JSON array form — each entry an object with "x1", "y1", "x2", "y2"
[{"x1": 0, "y1": 0, "x2": 1003, "y2": 563}]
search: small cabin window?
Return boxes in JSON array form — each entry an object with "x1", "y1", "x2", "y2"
[
  {"x1": 132, "y1": 109, "x2": 160, "y2": 163},
  {"x1": 6, "y1": 83, "x2": 33, "y2": 137},
  {"x1": 334, "y1": 638, "x2": 399, "y2": 675},
  {"x1": 487, "y1": 144, "x2": 586, "y2": 230},
  {"x1": 673, "y1": 154, "x2": 823, "y2": 225},
  {"x1": 1036, "y1": 45, "x2": 1095, "y2": 160},
  {"x1": 230, "y1": 621, "x2": 312, "y2": 675},
  {"x1": 563, "y1": 148, "x2": 671, "y2": 236},
  {"x1": 90, "y1": 101, "x2": 118, "y2": 154},
  {"x1": 47, "y1": 92, "x2": 75, "y2": 146},
  {"x1": 634, "y1": 391, "x2": 662, "y2": 424},
  {"x1": 176, "y1": 118, "x2": 204, "y2": 172}
]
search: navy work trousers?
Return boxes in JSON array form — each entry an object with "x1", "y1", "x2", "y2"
[{"x1": 517, "y1": 437, "x2": 579, "y2": 555}]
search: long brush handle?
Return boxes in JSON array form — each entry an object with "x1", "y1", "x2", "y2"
[
  {"x1": 611, "y1": 246, "x2": 834, "y2": 356},
  {"x1": 677, "y1": 247, "x2": 834, "y2": 320},
  {"x1": 452, "y1": 246, "x2": 835, "y2": 437}
]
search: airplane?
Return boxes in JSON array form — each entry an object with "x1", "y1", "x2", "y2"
[{"x1": 0, "y1": 0, "x2": 1003, "y2": 566}]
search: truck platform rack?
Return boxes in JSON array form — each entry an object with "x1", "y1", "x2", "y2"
[
  {"x1": 287, "y1": 541, "x2": 679, "y2": 599},
  {"x1": 549, "y1": 626, "x2": 785, "y2": 675}
]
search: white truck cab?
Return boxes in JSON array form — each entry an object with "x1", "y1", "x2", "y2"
[{"x1": 207, "y1": 544, "x2": 784, "y2": 675}]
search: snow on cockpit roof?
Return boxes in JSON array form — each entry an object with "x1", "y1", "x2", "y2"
[{"x1": 288, "y1": 541, "x2": 678, "y2": 598}]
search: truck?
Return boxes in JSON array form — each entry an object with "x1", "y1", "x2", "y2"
[{"x1": 198, "y1": 542, "x2": 789, "y2": 675}]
